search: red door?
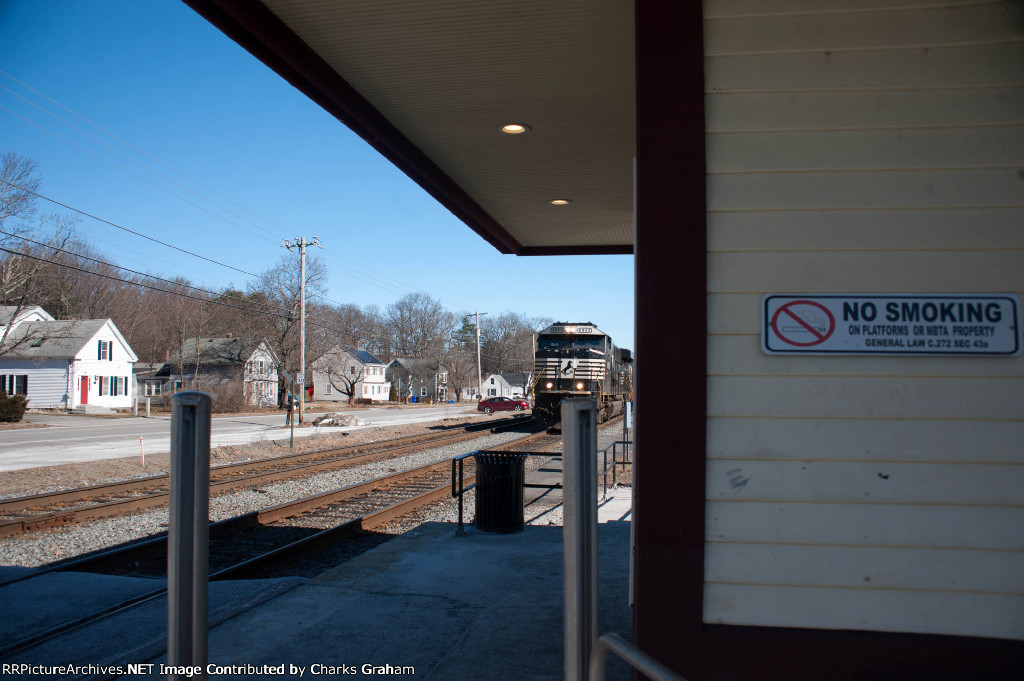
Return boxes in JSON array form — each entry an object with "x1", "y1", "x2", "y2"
[{"x1": 80, "y1": 377, "x2": 89, "y2": 405}]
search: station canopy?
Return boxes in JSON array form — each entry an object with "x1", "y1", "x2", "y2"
[{"x1": 186, "y1": 0, "x2": 636, "y2": 256}]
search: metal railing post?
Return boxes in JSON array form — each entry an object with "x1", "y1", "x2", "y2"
[
  {"x1": 168, "y1": 391, "x2": 211, "y2": 680},
  {"x1": 563, "y1": 397, "x2": 598, "y2": 681},
  {"x1": 590, "y1": 633, "x2": 688, "y2": 681}
]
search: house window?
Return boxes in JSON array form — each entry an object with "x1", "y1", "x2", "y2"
[
  {"x1": 0, "y1": 375, "x2": 28, "y2": 395},
  {"x1": 98, "y1": 340, "x2": 112, "y2": 360},
  {"x1": 99, "y1": 376, "x2": 110, "y2": 396},
  {"x1": 421, "y1": 387, "x2": 428, "y2": 397},
  {"x1": 144, "y1": 381, "x2": 161, "y2": 396},
  {"x1": 490, "y1": 378, "x2": 495, "y2": 384},
  {"x1": 325, "y1": 383, "x2": 332, "y2": 395},
  {"x1": 350, "y1": 366, "x2": 356, "y2": 375},
  {"x1": 174, "y1": 381, "x2": 183, "y2": 391},
  {"x1": 257, "y1": 359, "x2": 265, "y2": 374}
]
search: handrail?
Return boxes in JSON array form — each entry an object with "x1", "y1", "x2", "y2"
[
  {"x1": 589, "y1": 633, "x2": 688, "y2": 681},
  {"x1": 599, "y1": 439, "x2": 633, "y2": 499},
  {"x1": 450, "y1": 451, "x2": 477, "y2": 536}
]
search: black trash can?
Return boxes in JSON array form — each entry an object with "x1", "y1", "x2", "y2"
[{"x1": 473, "y1": 451, "x2": 528, "y2": 533}]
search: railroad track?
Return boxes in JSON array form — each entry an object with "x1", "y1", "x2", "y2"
[
  {"x1": 0, "y1": 429, "x2": 561, "y2": 660},
  {"x1": 0, "y1": 415, "x2": 535, "y2": 538}
]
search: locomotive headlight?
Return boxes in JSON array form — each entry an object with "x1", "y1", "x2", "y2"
[
  {"x1": 545, "y1": 382, "x2": 553, "y2": 389},
  {"x1": 576, "y1": 382, "x2": 584, "y2": 390}
]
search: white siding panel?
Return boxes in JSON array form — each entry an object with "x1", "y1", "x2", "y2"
[
  {"x1": 709, "y1": 417, "x2": 1024, "y2": 463},
  {"x1": 709, "y1": 250, "x2": 1024, "y2": 291},
  {"x1": 706, "y1": 88, "x2": 1024, "y2": 132},
  {"x1": 707, "y1": 168, "x2": 1023, "y2": 211},
  {"x1": 707, "y1": 126, "x2": 1024, "y2": 172},
  {"x1": 706, "y1": 543, "x2": 1024, "y2": 594},
  {"x1": 704, "y1": 0, "x2": 1024, "y2": 640},
  {"x1": 703, "y1": 584, "x2": 1024, "y2": 639},
  {"x1": 0, "y1": 360, "x2": 69, "y2": 409},
  {"x1": 708, "y1": 208, "x2": 1024, "y2": 251},
  {"x1": 707, "y1": 0, "x2": 997, "y2": 19},
  {"x1": 706, "y1": 459, "x2": 1023, "y2": 505},
  {"x1": 709, "y1": 334, "x2": 1023, "y2": 377},
  {"x1": 706, "y1": 3, "x2": 1023, "y2": 55},
  {"x1": 708, "y1": 375, "x2": 1022, "y2": 420},
  {"x1": 706, "y1": 43, "x2": 1024, "y2": 91},
  {"x1": 707, "y1": 501, "x2": 1024, "y2": 549}
]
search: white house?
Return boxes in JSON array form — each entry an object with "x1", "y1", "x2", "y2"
[
  {"x1": 480, "y1": 372, "x2": 529, "y2": 398},
  {"x1": 310, "y1": 345, "x2": 390, "y2": 404},
  {"x1": 0, "y1": 316, "x2": 138, "y2": 411}
]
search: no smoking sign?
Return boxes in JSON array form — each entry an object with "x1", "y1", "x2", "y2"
[
  {"x1": 770, "y1": 300, "x2": 836, "y2": 347},
  {"x1": 762, "y1": 293, "x2": 1021, "y2": 355}
]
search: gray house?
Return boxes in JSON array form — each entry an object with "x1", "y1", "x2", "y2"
[
  {"x1": 156, "y1": 337, "x2": 279, "y2": 407},
  {"x1": 385, "y1": 358, "x2": 448, "y2": 402},
  {"x1": 310, "y1": 345, "x2": 390, "y2": 404}
]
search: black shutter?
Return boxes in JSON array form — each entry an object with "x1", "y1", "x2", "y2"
[{"x1": 98, "y1": 340, "x2": 102, "y2": 360}]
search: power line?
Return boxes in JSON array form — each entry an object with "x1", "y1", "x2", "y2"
[
  {"x1": 0, "y1": 103, "x2": 282, "y2": 246},
  {"x1": 1, "y1": 71, "x2": 477, "y2": 310},
  {"x1": 1, "y1": 69, "x2": 298, "y2": 240},
  {"x1": 0, "y1": 179, "x2": 260, "y2": 278},
  {"x1": 0, "y1": 244, "x2": 517, "y2": 363},
  {"x1": 0, "y1": 83, "x2": 285, "y2": 244}
]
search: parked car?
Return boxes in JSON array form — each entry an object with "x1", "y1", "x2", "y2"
[{"x1": 477, "y1": 396, "x2": 530, "y2": 413}]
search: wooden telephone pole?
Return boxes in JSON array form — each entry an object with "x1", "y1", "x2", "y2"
[{"x1": 282, "y1": 236, "x2": 321, "y2": 423}]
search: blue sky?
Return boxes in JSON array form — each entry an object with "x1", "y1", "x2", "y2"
[{"x1": 0, "y1": 0, "x2": 634, "y2": 349}]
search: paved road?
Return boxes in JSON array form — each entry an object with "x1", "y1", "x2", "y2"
[{"x1": 0, "y1": 404, "x2": 479, "y2": 472}]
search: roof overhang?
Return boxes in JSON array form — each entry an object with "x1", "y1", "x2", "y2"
[{"x1": 183, "y1": 0, "x2": 635, "y2": 256}]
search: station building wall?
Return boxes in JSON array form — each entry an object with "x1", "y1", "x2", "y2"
[{"x1": 702, "y1": 0, "x2": 1024, "y2": 640}]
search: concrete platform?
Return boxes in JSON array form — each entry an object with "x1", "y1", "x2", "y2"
[
  {"x1": 2, "y1": 426, "x2": 635, "y2": 679},
  {"x1": 2, "y1": 510, "x2": 634, "y2": 680}
]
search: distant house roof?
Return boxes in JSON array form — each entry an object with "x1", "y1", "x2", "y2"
[
  {"x1": 0, "y1": 305, "x2": 54, "y2": 328},
  {"x1": 171, "y1": 337, "x2": 277, "y2": 367},
  {"x1": 0, "y1": 319, "x2": 130, "y2": 360},
  {"x1": 388, "y1": 357, "x2": 446, "y2": 374},
  {"x1": 348, "y1": 347, "x2": 385, "y2": 365},
  {"x1": 499, "y1": 372, "x2": 528, "y2": 386}
]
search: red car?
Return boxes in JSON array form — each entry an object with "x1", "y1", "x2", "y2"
[{"x1": 477, "y1": 396, "x2": 530, "y2": 413}]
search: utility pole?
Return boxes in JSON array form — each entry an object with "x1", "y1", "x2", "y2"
[
  {"x1": 282, "y1": 236, "x2": 322, "y2": 424},
  {"x1": 475, "y1": 311, "x2": 487, "y2": 400}
]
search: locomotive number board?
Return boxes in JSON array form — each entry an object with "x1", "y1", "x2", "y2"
[{"x1": 762, "y1": 294, "x2": 1021, "y2": 356}]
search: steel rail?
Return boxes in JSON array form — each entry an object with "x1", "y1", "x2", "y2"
[
  {"x1": 0, "y1": 430, "x2": 561, "y2": 658},
  {"x1": 0, "y1": 420, "x2": 531, "y2": 537}
]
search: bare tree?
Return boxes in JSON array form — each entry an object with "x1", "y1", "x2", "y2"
[
  {"x1": 385, "y1": 292, "x2": 456, "y2": 359},
  {"x1": 247, "y1": 252, "x2": 328, "y2": 401},
  {"x1": 0, "y1": 152, "x2": 81, "y2": 357},
  {"x1": 317, "y1": 347, "x2": 366, "y2": 406},
  {"x1": 480, "y1": 312, "x2": 548, "y2": 375}
]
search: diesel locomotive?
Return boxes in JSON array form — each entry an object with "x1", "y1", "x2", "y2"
[{"x1": 532, "y1": 322, "x2": 632, "y2": 428}]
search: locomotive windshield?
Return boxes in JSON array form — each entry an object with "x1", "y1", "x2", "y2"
[{"x1": 538, "y1": 336, "x2": 605, "y2": 352}]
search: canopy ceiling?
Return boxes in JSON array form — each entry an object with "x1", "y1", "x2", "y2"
[{"x1": 185, "y1": 0, "x2": 636, "y2": 256}]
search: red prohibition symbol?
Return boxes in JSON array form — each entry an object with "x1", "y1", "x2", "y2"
[{"x1": 771, "y1": 300, "x2": 836, "y2": 347}]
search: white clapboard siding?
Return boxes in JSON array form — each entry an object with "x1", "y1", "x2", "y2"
[
  {"x1": 709, "y1": 417, "x2": 1024, "y2": 464},
  {"x1": 0, "y1": 359, "x2": 69, "y2": 409},
  {"x1": 703, "y1": 0, "x2": 1024, "y2": 639},
  {"x1": 709, "y1": 209, "x2": 1024, "y2": 251},
  {"x1": 708, "y1": 87, "x2": 1024, "y2": 132},
  {"x1": 703, "y1": 584, "x2": 1023, "y2": 640}
]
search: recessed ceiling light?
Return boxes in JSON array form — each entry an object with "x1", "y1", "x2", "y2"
[
  {"x1": 499, "y1": 123, "x2": 530, "y2": 134},
  {"x1": 550, "y1": 199, "x2": 572, "y2": 205}
]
